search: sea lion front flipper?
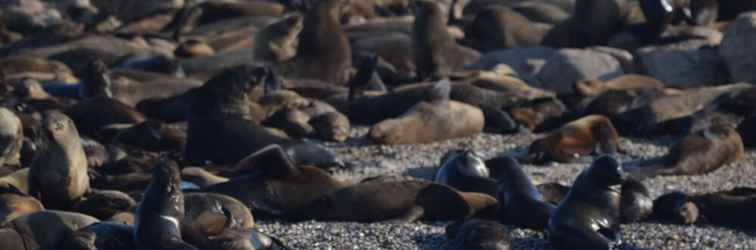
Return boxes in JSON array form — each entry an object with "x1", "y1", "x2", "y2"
[
  {"x1": 233, "y1": 144, "x2": 297, "y2": 178},
  {"x1": 388, "y1": 206, "x2": 425, "y2": 223},
  {"x1": 427, "y1": 79, "x2": 451, "y2": 103}
]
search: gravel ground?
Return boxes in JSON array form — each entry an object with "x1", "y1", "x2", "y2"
[{"x1": 257, "y1": 127, "x2": 756, "y2": 250}]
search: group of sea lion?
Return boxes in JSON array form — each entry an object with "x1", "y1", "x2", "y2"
[{"x1": 0, "y1": 0, "x2": 756, "y2": 249}]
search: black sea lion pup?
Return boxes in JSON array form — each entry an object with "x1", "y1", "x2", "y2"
[
  {"x1": 628, "y1": 123, "x2": 744, "y2": 178},
  {"x1": 134, "y1": 157, "x2": 198, "y2": 250},
  {"x1": 202, "y1": 144, "x2": 348, "y2": 216},
  {"x1": 369, "y1": 80, "x2": 484, "y2": 144},
  {"x1": 29, "y1": 111, "x2": 90, "y2": 210},
  {"x1": 435, "y1": 149, "x2": 497, "y2": 197},
  {"x1": 442, "y1": 219, "x2": 512, "y2": 250},
  {"x1": 492, "y1": 156, "x2": 555, "y2": 230},
  {"x1": 526, "y1": 115, "x2": 622, "y2": 164},
  {"x1": 62, "y1": 222, "x2": 136, "y2": 250},
  {"x1": 652, "y1": 191, "x2": 699, "y2": 225},
  {"x1": 548, "y1": 155, "x2": 626, "y2": 250},
  {"x1": 653, "y1": 188, "x2": 756, "y2": 229}
]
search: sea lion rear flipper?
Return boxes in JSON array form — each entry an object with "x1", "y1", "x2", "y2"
[
  {"x1": 388, "y1": 206, "x2": 425, "y2": 223},
  {"x1": 233, "y1": 144, "x2": 297, "y2": 178}
]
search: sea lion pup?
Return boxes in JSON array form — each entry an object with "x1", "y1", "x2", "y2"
[
  {"x1": 369, "y1": 80, "x2": 485, "y2": 145},
  {"x1": 66, "y1": 60, "x2": 146, "y2": 136},
  {"x1": 653, "y1": 188, "x2": 756, "y2": 229},
  {"x1": 526, "y1": 115, "x2": 622, "y2": 164},
  {"x1": 62, "y1": 222, "x2": 136, "y2": 250},
  {"x1": 442, "y1": 219, "x2": 511, "y2": 250},
  {"x1": 652, "y1": 191, "x2": 699, "y2": 225},
  {"x1": 0, "y1": 107, "x2": 23, "y2": 169},
  {"x1": 413, "y1": 0, "x2": 480, "y2": 80},
  {"x1": 574, "y1": 74, "x2": 665, "y2": 98},
  {"x1": 293, "y1": 179, "x2": 498, "y2": 222},
  {"x1": 619, "y1": 179, "x2": 653, "y2": 223},
  {"x1": 9, "y1": 210, "x2": 99, "y2": 250},
  {"x1": 548, "y1": 156, "x2": 626, "y2": 250},
  {"x1": 28, "y1": 110, "x2": 90, "y2": 210},
  {"x1": 490, "y1": 156, "x2": 555, "y2": 230},
  {"x1": 184, "y1": 65, "x2": 342, "y2": 167},
  {"x1": 73, "y1": 190, "x2": 136, "y2": 221},
  {"x1": 463, "y1": 5, "x2": 550, "y2": 52},
  {"x1": 134, "y1": 158, "x2": 198, "y2": 250},
  {"x1": 203, "y1": 144, "x2": 348, "y2": 216},
  {"x1": 435, "y1": 149, "x2": 498, "y2": 197},
  {"x1": 628, "y1": 123, "x2": 744, "y2": 178},
  {"x1": 0, "y1": 186, "x2": 43, "y2": 224},
  {"x1": 282, "y1": 0, "x2": 352, "y2": 84},
  {"x1": 252, "y1": 14, "x2": 304, "y2": 64}
]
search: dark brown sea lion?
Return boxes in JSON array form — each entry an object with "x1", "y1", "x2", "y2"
[
  {"x1": 542, "y1": 0, "x2": 627, "y2": 48},
  {"x1": 619, "y1": 179, "x2": 653, "y2": 223},
  {"x1": 629, "y1": 123, "x2": 744, "y2": 177},
  {"x1": 134, "y1": 158, "x2": 198, "y2": 250},
  {"x1": 508, "y1": 97, "x2": 566, "y2": 132},
  {"x1": 181, "y1": 207, "x2": 290, "y2": 250},
  {"x1": 107, "y1": 120, "x2": 187, "y2": 152},
  {"x1": 62, "y1": 222, "x2": 136, "y2": 250},
  {"x1": 252, "y1": 14, "x2": 304, "y2": 64},
  {"x1": 369, "y1": 80, "x2": 485, "y2": 144},
  {"x1": 413, "y1": 0, "x2": 480, "y2": 80},
  {"x1": 9, "y1": 210, "x2": 99, "y2": 250},
  {"x1": 652, "y1": 191, "x2": 699, "y2": 225},
  {"x1": 293, "y1": 179, "x2": 498, "y2": 222},
  {"x1": 184, "y1": 192, "x2": 255, "y2": 230},
  {"x1": 653, "y1": 188, "x2": 756, "y2": 229},
  {"x1": 73, "y1": 190, "x2": 136, "y2": 221},
  {"x1": 526, "y1": 115, "x2": 622, "y2": 164},
  {"x1": 28, "y1": 111, "x2": 90, "y2": 210},
  {"x1": 574, "y1": 74, "x2": 665, "y2": 98},
  {"x1": 463, "y1": 5, "x2": 550, "y2": 52},
  {"x1": 441, "y1": 219, "x2": 511, "y2": 250},
  {"x1": 0, "y1": 107, "x2": 23, "y2": 168},
  {"x1": 189, "y1": 1, "x2": 286, "y2": 25},
  {"x1": 202, "y1": 145, "x2": 348, "y2": 216},
  {"x1": 548, "y1": 155, "x2": 626, "y2": 250},
  {"x1": 487, "y1": 156, "x2": 556, "y2": 230},
  {"x1": 0, "y1": 186, "x2": 43, "y2": 225},
  {"x1": 283, "y1": 0, "x2": 352, "y2": 84},
  {"x1": 435, "y1": 149, "x2": 497, "y2": 197},
  {"x1": 185, "y1": 65, "x2": 342, "y2": 167}
]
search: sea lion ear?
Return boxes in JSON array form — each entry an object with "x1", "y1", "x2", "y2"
[
  {"x1": 427, "y1": 79, "x2": 451, "y2": 103},
  {"x1": 233, "y1": 144, "x2": 298, "y2": 178}
]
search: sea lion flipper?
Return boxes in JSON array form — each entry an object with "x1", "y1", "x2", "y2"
[
  {"x1": 233, "y1": 144, "x2": 297, "y2": 178},
  {"x1": 388, "y1": 206, "x2": 425, "y2": 223},
  {"x1": 427, "y1": 80, "x2": 451, "y2": 103}
]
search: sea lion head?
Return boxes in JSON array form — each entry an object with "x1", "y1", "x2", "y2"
[
  {"x1": 413, "y1": 0, "x2": 446, "y2": 21},
  {"x1": 205, "y1": 65, "x2": 270, "y2": 98},
  {"x1": 653, "y1": 191, "x2": 699, "y2": 224},
  {"x1": 437, "y1": 149, "x2": 489, "y2": 183},
  {"x1": 151, "y1": 156, "x2": 183, "y2": 197},
  {"x1": 40, "y1": 110, "x2": 80, "y2": 145},
  {"x1": 80, "y1": 59, "x2": 112, "y2": 99},
  {"x1": 584, "y1": 155, "x2": 626, "y2": 187}
]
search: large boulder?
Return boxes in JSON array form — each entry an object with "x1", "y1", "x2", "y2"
[
  {"x1": 534, "y1": 48, "x2": 624, "y2": 94},
  {"x1": 720, "y1": 12, "x2": 756, "y2": 84},
  {"x1": 639, "y1": 43, "x2": 729, "y2": 87}
]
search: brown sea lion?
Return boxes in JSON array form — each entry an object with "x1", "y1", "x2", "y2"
[
  {"x1": 0, "y1": 107, "x2": 23, "y2": 168},
  {"x1": 442, "y1": 219, "x2": 511, "y2": 250},
  {"x1": 293, "y1": 179, "x2": 498, "y2": 222},
  {"x1": 283, "y1": 0, "x2": 352, "y2": 84},
  {"x1": 508, "y1": 97, "x2": 566, "y2": 132},
  {"x1": 73, "y1": 190, "x2": 136, "y2": 221},
  {"x1": 548, "y1": 155, "x2": 626, "y2": 250},
  {"x1": 574, "y1": 74, "x2": 665, "y2": 98},
  {"x1": 134, "y1": 158, "x2": 198, "y2": 250},
  {"x1": 184, "y1": 192, "x2": 255, "y2": 230},
  {"x1": 9, "y1": 210, "x2": 99, "y2": 250},
  {"x1": 369, "y1": 80, "x2": 485, "y2": 145},
  {"x1": 185, "y1": 65, "x2": 342, "y2": 167},
  {"x1": 28, "y1": 111, "x2": 90, "y2": 210},
  {"x1": 0, "y1": 186, "x2": 43, "y2": 225},
  {"x1": 628, "y1": 123, "x2": 744, "y2": 177},
  {"x1": 526, "y1": 115, "x2": 622, "y2": 164},
  {"x1": 202, "y1": 144, "x2": 348, "y2": 216},
  {"x1": 413, "y1": 0, "x2": 480, "y2": 80},
  {"x1": 106, "y1": 120, "x2": 187, "y2": 152},
  {"x1": 463, "y1": 5, "x2": 550, "y2": 52},
  {"x1": 252, "y1": 14, "x2": 304, "y2": 63}
]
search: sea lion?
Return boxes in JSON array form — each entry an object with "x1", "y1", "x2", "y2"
[
  {"x1": 185, "y1": 65, "x2": 343, "y2": 167},
  {"x1": 526, "y1": 115, "x2": 622, "y2": 164},
  {"x1": 9, "y1": 210, "x2": 99, "y2": 250},
  {"x1": 652, "y1": 191, "x2": 699, "y2": 225},
  {"x1": 463, "y1": 5, "x2": 550, "y2": 52},
  {"x1": 369, "y1": 80, "x2": 485, "y2": 144},
  {"x1": 441, "y1": 219, "x2": 511, "y2": 250},
  {"x1": 0, "y1": 107, "x2": 23, "y2": 168},
  {"x1": 619, "y1": 179, "x2": 653, "y2": 223},
  {"x1": 294, "y1": 179, "x2": 498, "y2": 222},
  {"x1": 542, "y1": 0, "x2": 627, "y2": 48},
  {"x1": 548, "y1": 155, "x2": 626, "y2": 250},
  {"x1": 253, "y1": 14, "x2": 304, "y2": 63},
  {"x1": 107, "y1": 120, "x2": 187, "y2": 152},
  {"x1": 435, "y1": 149, "x2": 497, "y2": 197},
  {"x1": 653, "y1": 188, "x2": 756, "y2": 229},
  {"x1": 62, "y1": 222, "x2": 137, "y2": 250},
  {"x1": 0, "y1": 168, "x2": 30, "y2": 194},
  {"x1": 134, "y1": 157, "x2": 198, "y2": 250},
  {"x1": 508, "y1": 97, "x2": 566, "y2": 132},
  {"x1": 536, "y1": 182, "x2": 571, "y2": 205},
  {"x1": 0, "y1": 186, "x2": 43, "y2": 225},
  {"x1": 28, "y1": 110, "x2": 90, "y2": 210},
  {"x1": 181, "y1": 206, "x2": 290, "y2": 250},
  {"x1": 413, "y1": 0, "x2": 480, "y2": 80},
  {"x1": 574, "y1": 74, "x2": 665, "y2": 98},
  {"x1": 181, "y1": 167, "x2": 228, "y2": 189},
  {"x1": 284, "y1": 0, "x2": 352, "y2": 84},
  {"x1": 73, "y1": 190, "x2": 136, "y2": 221},
  {"x1": 628, "y1": 123, "x2": 744, "y2": 177},
  {"x1": 184, "y1": 192, "x2": 255, "y2": 230},
  {"x1": 490, "y1": 156, "x2": 555, "y2": 230},
  {"x1": 203, "y1": 145, "x2": 348, "y2": 216}
]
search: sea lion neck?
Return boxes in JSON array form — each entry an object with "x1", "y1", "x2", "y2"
[{"x1": 81, "y1": 60, "x2": 113, "y2": 99}]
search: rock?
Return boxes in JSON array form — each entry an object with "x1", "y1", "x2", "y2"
[
  {"x1": 465, "y1": 47, "x2": 557, "y2": 84},
  {"x1": 534, "y1": 48, "x2": 624, "y2": 94},
  {"x1": 720, "y1": 12, "x2": 756, "y2": 84},
  {"x1": 590, "y1": 46, "x2": 636, "y2": 73},
  {"x1": 638, "y1": 44, "x2": 729, "y2": 87}
]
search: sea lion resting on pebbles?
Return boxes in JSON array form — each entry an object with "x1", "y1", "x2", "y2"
[
  {"x1": 441, "y1": 219, "x2": 511, "y2": 250},
  {"x1": 526, "y1": 115, "x2": 622, "y2": 164},
  {"x1": 653, "y1": 187, "x2": 756, "y2": 229},
  {"x1": 369, "y1": 80, "x2": 484, "y2": 145}
]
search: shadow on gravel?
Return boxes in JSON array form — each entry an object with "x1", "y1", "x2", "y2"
[
  {"x1": 412, "y1": 232, "x2": 445, "y2": 250},
  {"x1": 404, "y1": 166, "x2": 437, "y2": 180}
]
